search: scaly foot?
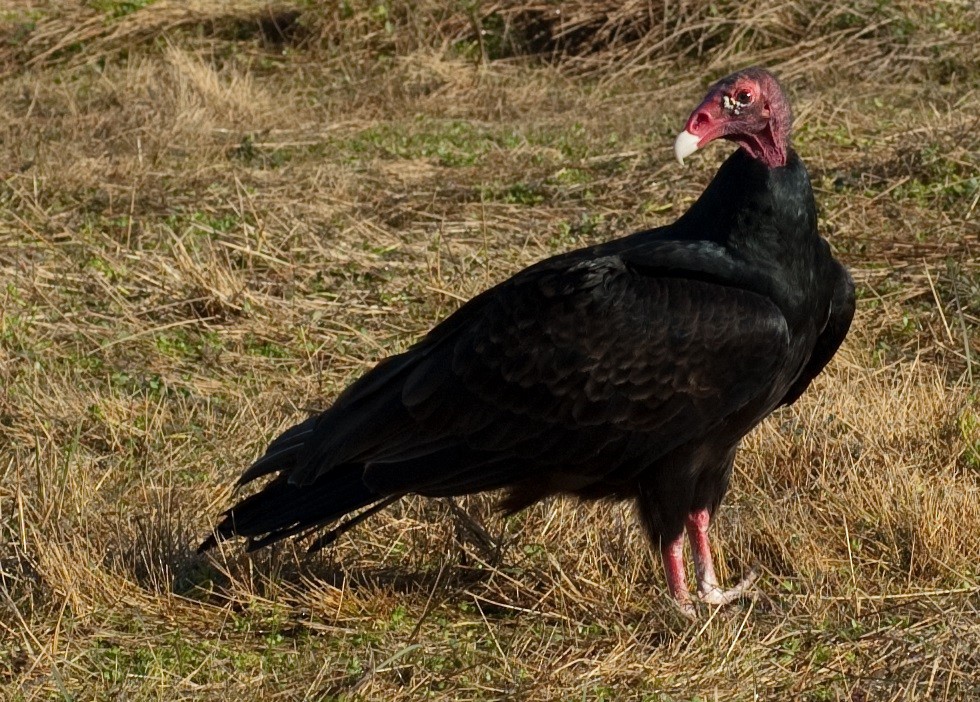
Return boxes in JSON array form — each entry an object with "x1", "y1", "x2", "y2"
[{"x1": 698, "y1": 568, "x2": 759, "y2": 606}]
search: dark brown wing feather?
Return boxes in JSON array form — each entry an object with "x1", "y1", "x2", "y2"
[{"x1": 779, "y1": 260, "x2": 855, "y2": 406}]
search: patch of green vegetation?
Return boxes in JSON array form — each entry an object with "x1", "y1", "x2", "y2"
[
  {"x1": 776, "y1": 633, "x2": 803, "y2": 666},
  {"x1": 243, "y1": 334, "x2": 289, "y2": 359},
  {"x1": 452, "y1": 11, "x2": 512, "y2": 62},
  {"x1": 811, "y1": 641, "x2": 833, "y2": 665},
  {"x1": 84, "y1": 255, "x2": 125, "y2": 283},
  {"x1": 838, "y1": 618, "x2": 867, "y2": 642},
  {"x1": 588, "y1": 684, "x2": 620, "y2": 701},
  {"x1": 576, "y1": 621, "x2": 607, "y2": 637},
  {"x1": 154, "y1": 332, "x2": 192, "y2": 358},
  {"x1": 230, "y1": 134, "x2": 293, "y2": 169},
  {"x1": 892, "y1": 145, "x2": 978, "y2": 210},
  {"x1": 87, "y1": 0, "x2": 156, "y2": 19},
  {"x1": 823, "y1": 140, "x2": 980, "y2": 210},
  {"x1": 388, "y1": 604, "x2": 410, "y2": 628},
  {"x1": 0, "y1": 7, "x2": 45, "y2": 22},
  {"x1": 806, "y1": 687, "x2": 838, "y2": 702},
  {"x1": 63, "y1": 339, "x2": 104, "y2": 370},
  {"x1": 835, "y1": 0, "x2": 915, "y2": 37},
  {"x1": 960, "y1": 405, "x2": 980, "y2": 471},
  {"x1": 529, "y1": 122, "x2": 592, "y2": 161},
  {"x1": 0, "y1": 8, "x2": 43, "y2": 47},
  {"x1": 0, "y1": 304, "x2": 29, "y2": 349},
  {"x1": 339, "y1": 119, "x2": 523, "y2": 167},
  {"x1": 192, "y1": 210, "x2": 239, "y2": 234},
  {"x1": 154, "y1": 329, "x2": 223, "y2": 361},
  {"x1": 550, "y1": 167, "x2": 593, "y2": 186},
  {"x1": 109, "y1": 370, "x2": 177, "y2": 399},
  {"x1": 894, "y1": 173, "x2": 980, "y2": 209},
  {"x1": 481, "y1": 181, "x2": 547, "y2": 206},
  {"x1": 795, "y1": 122, "x2": 873, "y2": 152},
  {"x1": 163, "y1": 209, "x2": 244, "y2": 239},
  {"x1": 89, "y1": 623, "x2": 303, "y2": 689},
  {"x1": 276, "y1": 119, "x2": 614, "y2": 174},
  {"x1": 548, "y1": 212, "x2": 604, "y2": 250}
]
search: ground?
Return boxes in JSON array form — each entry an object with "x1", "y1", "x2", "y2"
[{"x1": 1, "y1": 1, "x2": 979, "y2": 700}]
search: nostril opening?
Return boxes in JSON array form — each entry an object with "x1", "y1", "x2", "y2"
[{"x1": 692, "y1": 112, "x2": 710, "y2": 133}]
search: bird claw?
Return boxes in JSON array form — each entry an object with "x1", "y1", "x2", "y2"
[
  {"x1": 697, "y1": 568, "x2": 759, "y2": 606},
  {"x1": 674, "y1": 599, "x2": 698, "y2": 620}
]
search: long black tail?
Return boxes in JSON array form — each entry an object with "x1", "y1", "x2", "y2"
[
  {"x1": 199, "y1": 414, "x2": 396, "y2": 552},
  {"x1": 199, "y1": 462, "x2": 389, "y2": 552}
]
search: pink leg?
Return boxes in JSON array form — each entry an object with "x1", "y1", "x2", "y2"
[
  {"x1": 686, "y1": 509, "x2": 721, "y2": 596},
  {"x1": 685, "y1": 508, "x2": 757, "y2": 605},
  {"x1": 661, "y1": 532, "x2": 695, "y2": 617}
]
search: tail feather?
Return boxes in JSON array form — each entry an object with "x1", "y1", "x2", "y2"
[
  {"x1": 198, "y1": 462, "x2": 382, "y2": 553},
  {"x1": 237, "y1": 416, "x2": 319, "y2": 486}
]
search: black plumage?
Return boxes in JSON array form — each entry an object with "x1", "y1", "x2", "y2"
[{"x1": 201, "y1": 67, "x2": 854, "y2": 613}]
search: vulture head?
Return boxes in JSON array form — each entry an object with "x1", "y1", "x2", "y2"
[{"x1": 674, "y1": 67, "x2": 793, "y2": 168}]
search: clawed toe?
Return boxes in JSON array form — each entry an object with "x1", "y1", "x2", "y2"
[
  {"x1": 674, "y1": 599, "x2": 698, "y2": 619},
  {"x1": 697, "y1": 568, "x2": 759, "y2": 606}
]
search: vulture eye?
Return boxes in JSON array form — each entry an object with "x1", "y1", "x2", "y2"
[{"x1": 735, "y1": 90, "x2": 752, "y2": 105}]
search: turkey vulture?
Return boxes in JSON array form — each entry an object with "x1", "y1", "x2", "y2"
[{"x1": 201, "y1": 67, "x2": 854, "y2": 615}]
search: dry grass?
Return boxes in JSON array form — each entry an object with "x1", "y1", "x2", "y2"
[{"x1": 1, "y1": 0, "x2": 979, "y2": 699}]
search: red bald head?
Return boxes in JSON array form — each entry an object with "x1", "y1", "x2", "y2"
[{"x1": 674, "y1": 67, "x2": 793, "y2": 169}]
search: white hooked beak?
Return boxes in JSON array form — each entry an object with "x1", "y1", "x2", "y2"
[{"x1": 673, "y1": 130, "x2": 700, "y2": 165}]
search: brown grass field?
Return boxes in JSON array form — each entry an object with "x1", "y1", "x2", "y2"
[{"x1": 1, "y1": 1, "x2": 978, "y2": 699}]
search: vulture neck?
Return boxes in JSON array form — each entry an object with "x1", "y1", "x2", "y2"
[
  {"x1": 674, "y1": 147, "x2": 821, "y2": 316},
  {"x1": 679, "y1": 148, "x2": 814, "y2": 249}
]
